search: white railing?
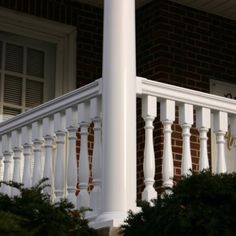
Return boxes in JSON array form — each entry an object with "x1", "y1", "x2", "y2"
[
  {"x1": 137, "y1": 77, "x2": 236, "y2": 201},
  {"x1": 1, "y1": 76, "x2": 236, "y2": 224},
  {"x1": 0, "y1": 79, "x2": 102, "y2": 218}
]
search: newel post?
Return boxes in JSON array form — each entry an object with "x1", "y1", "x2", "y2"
[{"x1": 97, "y1": 0, "x2": 137, "y2": 226}]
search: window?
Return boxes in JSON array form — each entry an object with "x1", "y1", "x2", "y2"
[
  {"x1": 0, "y1": 31, "x2": 56, "y2": 121},
  {"x1": 0, "y1": 7, "x2": 76, "y2": 121}
]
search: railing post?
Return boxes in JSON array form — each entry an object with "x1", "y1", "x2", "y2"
[
  {"x1": 2, "y1": 134, "x2": 12, "y2": 196},
  {"x1": 54, "y1": 112, "x2": 66, "y2": 201},
  {"x1": 0, "y1": 138, "x2": 3, "y2": 182},
  {"x1": 90, "y1": 97, "x2": 102, "y2": 217},
  {"x1": 231, "y1": 116, "x2": 236, "y2": 171},
  {"x1": 65, "y1": 107, "x2": 78, "y2": 207},
  {"x1": 196, "y1": 108, "x2": 211, "y2": 171},
  {"x1": 11, "y1": 130, "x2": 22, "y2": 196},
  {"x1": 213, "y1": 111, "x2": 228, "y2": 173},
  {"x1": 42, "y1": 117, "x2": 54, "y2": 197},
  {"x1": 22, "y1": 126, "x2": 33, "y2": 188},
  {"x1": 97, "y1": 0, "x2": 137, "y2": 226},
  {"x1": 179, "y1": 104, "x2": 193, "y2": 176},
  {"x1": 141, "y1": 95, "x2": 157, "y2": 201},
  {"x1": 32, "y1": 121, "x2": 43, "y2": 186},
  {"x1": 161, "y1": 99, "x2": 175, "y2": 190},
  {"x1": 77, "y1": 102, "x2": 90, "y2": 209}
]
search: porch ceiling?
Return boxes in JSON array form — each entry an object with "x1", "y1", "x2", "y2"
[
  {"x1": 76, "y1": 0, "x2": 236, "y2": 21},
  {"x1": 75, "y1": 0, "x2": 151, "y2": 8}
]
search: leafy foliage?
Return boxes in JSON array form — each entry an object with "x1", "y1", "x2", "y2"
[
  {"x1": 121, "y1": 171, "x2": 236, "y2": 236},
  {"x1": 0, "y1": 179, "x2": 98, "y2": 236}
]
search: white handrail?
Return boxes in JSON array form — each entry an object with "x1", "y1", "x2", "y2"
[
  {"x1": 137, "y1": 77, "x2": 236, "y2": 115},
  {"x1": 0, "y1": 79, "x2": 102, "y2": 135}
]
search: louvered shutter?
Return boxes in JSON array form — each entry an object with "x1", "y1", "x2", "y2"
[
  {"x1": 27, "y1": 48, "x2": 44, "y2": 78},
  {"x1": 26, "y1": 80, "x2": 43, "y2": 108},
  {"x1": 4, "y1": 75, "x2": 23, "y2": 106},
  {"x1": 5, "y1": 43, "x2": 23, "y2": 73}
]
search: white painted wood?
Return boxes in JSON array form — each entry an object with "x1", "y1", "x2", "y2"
[
  {"x1": 22, "y1": 126, "x2": 32, "y2": 188},
  {"x1": 32, "y1": 122, "x2": 43, "y2": 186},
  {"x1": 2, "y1": 134, "x2": 12, "y2": 195},
  {"x1": 99, "y1": 0, "x2": 137, "y2": 225},
  {"x1": 77, "y1": 121, "x2": 90, "y2": 208},
  {"x1": 65, "y1": 107, "x2": 78, "y2": 206},
  {"x1": 142, "y1": 95, "x2": 157, "y2": 201},
  {"x1": 179, "y1": 104, "x2": 193, "y2": 126},
  {"x1": 90, "y1": 97, "x2": 102, "y2": 216},
  {"x1": 11, "y1": 130, "x2": 22, "y2": 196},
  {"x1": 137, "y1": 77, "x2": 236, "y2": 115},
  {"x1": 179, "y1": 104, "x2": 193, "y2": 176},
  {"x1": 161, "y1": 100, "x2": 175, "y2": 189},
  {"x1": 198, "y1": 127, "x2": 209, "y2": 171},
  {"x1": 77, "y1": 102, "x2": 90, "y2": 208},
  {"x1": 213, "y1": 111, "x2": 228, "y2": 173},
  {"x1": 42, "y1": 117, "x2": 54, "y2": 196},
  {"x1": 54, "y1": 112, "x2": 66, "y2": 201},
  {"x1": 0, "y1": 138, "x2": 3, "y2": 182},
  {"x1": 196, "y1": 108, "x2": 211, "y2": 171},
  {"x1": 0, "y1": 79, "x2": 101, "y2": 135}
]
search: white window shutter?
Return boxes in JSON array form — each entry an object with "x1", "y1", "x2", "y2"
[
  {"x1": 27, "y1": 48, "x2": 45, "y2": 78},
  {"x1": 4, "y1": 75, "x2": 23, "y2": 106},
  {"x1": 5, "y1": 43, "x2": 23, "y2": 73},
  {"x1": 26, "y1": 80, "x2": 43, "y2": 108}
]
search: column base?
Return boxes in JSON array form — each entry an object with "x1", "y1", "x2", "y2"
[
  {"x1": 90, "y1": 211, "x2": 128, "y2": 229},
  {"x1": 97, "y1": 227, "x2": 121, "y2": 236}
]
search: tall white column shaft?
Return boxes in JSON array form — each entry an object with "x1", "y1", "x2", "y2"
[{"x1": 101, "y1": 0, "x2": 136, "y2": 224}]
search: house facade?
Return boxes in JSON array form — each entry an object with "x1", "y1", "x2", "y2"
[{"x1": 0, "y1": 0, "x2": 236, "y2": 232}]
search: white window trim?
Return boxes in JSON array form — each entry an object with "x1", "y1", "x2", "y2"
[{"x1": 0, "y1": 7, "x2": 77, "y2": 97}]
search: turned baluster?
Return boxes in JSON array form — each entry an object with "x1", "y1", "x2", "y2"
[
  {"x1": 142, "y1": 95, "x2": 157, "y2": 201},
  {"x1": 196, "y1": 108, "x2": 211, "y2": 171},
  {"x1": 161, "y1": 99, "x2": 175, "y2": 190},
  {"x1": 11, "y1": 130, "x2": 22, "y2": 196},
  {"x1": 2, "y1": 134, "x2": 13, "y2": 196},
  {"x1": 54, "y1": 112, "x2": 66, "y2": 201},
  {"x1": 0, "y1": 138, "x2": 3, "y2": 183},
  {"x1": 213, "y1": 111, "x2": 228, "y2": 173},
  {"x1": 90, "y1": 97, "x2": 102, "y2": 216},
  {"x1": 42, "y1": 117, "x2": 54, "y2": 196},
  {"x1": 179, "y1": 104, "x2": 193, "y2": 176},
  {"x1": 77, "y1": 102, "x2": 90, "y2": 208},
  {"x1": 22, "y1": 126, "x2": 33, "y2": 188},
  {"x1": 65, "y1": 107, "x2": 78, "y2": 206},
  {"x1": 32, "y1": 121, "x2": 43, "y2": 186}
]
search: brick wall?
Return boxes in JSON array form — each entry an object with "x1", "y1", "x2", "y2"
[{"x1": 136, "y1": 0, "x2": 236, "y2": 198}]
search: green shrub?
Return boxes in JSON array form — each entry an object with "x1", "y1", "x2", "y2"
[
  {"x1": 121, "y1": 171, "x2": 236, "y2": 236},
  {"x1": 0, "y1": 179, "x2": 98, "y2": 236}
]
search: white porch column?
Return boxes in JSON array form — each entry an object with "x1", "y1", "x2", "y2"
[{"x1": 98, "y1": 0, "x2": 136, "y2": 226}]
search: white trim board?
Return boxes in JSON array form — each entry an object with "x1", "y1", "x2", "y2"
[{"x1": 0, "y1": 7, "x2": 77, "y2": 96}]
